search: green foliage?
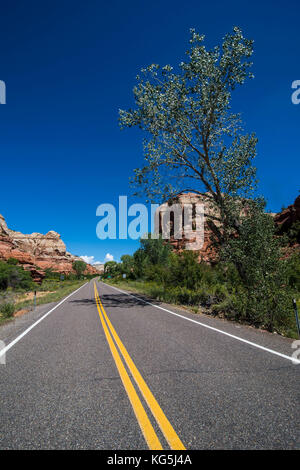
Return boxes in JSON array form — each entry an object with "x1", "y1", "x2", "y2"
[
  {"x1": 108, "y1": 219, "x2": 300, "y2": 337},
  {"x1": 0, "y1": 260, "x2": 34, "y2": 290},
  {"x1": 44, "y1": 268, "x2": 97, "y2": 282},
  {"x1": 120, "y1": 254, "x2": 135, "y2": 278},
  {"x1": 116, "y1": 26, "x2": 300, "y2": 336},
  {"x1": 140, "y1": 236, "x2": 171, "y2": 265},
  {"x1": 7, "y1": 257, "x2": 19, "y2": 265},
  {"x1": 130, "y1": 236, "x2": 172, "y2": 280},
  {"x1": 44, "y1": 268, "x2": 61, "y2": 280},
  {"x1": 286, "y1": 253, "x2": 300, "y2": 291},
  {"x1": 0, "y1": 302, "x2": 15, "y2": 318},
  {"x1": 287, "y1": 221, "x2": 300, "y2": 244},
  {"x1": 221, "y1": 203, "x2": 294, "y2": 332},
  {"x1": 120, "y1": 26, "x2": 257, "y2": 249},
  {"x1": 132, "y1": 249, "x2": 148, "y2": 279},
  {"x1": 168, "y1": 251, "x2": 202, "y2": 290},
  {"x1": 14, "y1": 279, "x2": 87, "y2": 314},
  {"x1": 103, "y1": 261, "x2": 120, "y2": 278},
  {"x1": 72, "y1": 260, "x2": 87, "y2": 279}
]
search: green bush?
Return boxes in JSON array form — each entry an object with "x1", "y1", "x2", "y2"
[
  {"x1": 44, "y1": 268, "x2": 61, "y2": 280},
  {"x1": 0, "y1": 261, "x2": 34, "y2": 291},
  {"x1": 0, "y1": 302, "x2": 15, "y2": 318},
  {"x1": 144, "y1": 264, "x2": 170, "y2": 284},
  {"x1": 7, "y1": 257, "x2": 19, "y2": 265},
  {"x1": 106, "y1": 213, "x2": 300, "y2": 337},
  {"x1": 287, "y1": 253, "x2": 300, "y2": 291}
]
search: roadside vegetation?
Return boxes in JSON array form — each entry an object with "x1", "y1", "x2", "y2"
[
  {"x1": 114, "y1": 27, "x2": 300, "y2": 339},
  {"x1": 103, "y1": 236, "x2": 300, "y2": 339},
  {"x1": 0, "y1": 259, "x2": 96, "y2": 325}
]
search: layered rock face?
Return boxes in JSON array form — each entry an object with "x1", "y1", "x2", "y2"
[
  {"x1": 92, "y1": 263, "x2": 105, "y2": 273},
  {"x1": 158, "y1": 192, "x2": 300, "y2": 263},
  {"x1": 274, "y1": 195, "x2": 300, "y2": 256},
  {"x1": 157, "y1": 192, "x2": 219, "y2": 263},
  {"x1": 274, "y1": 195, "x2": 300, "y2": 236},
  {"x1": 0, "y1": 214, "x2": 97, "y2": 279}
]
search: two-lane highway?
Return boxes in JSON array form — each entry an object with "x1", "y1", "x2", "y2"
[{"x1": 0, "y1": 280, "x2": 299, "y2": 449}]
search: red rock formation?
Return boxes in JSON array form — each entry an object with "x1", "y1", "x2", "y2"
[
  {"x1": 158, "y1": 192, "x2": 219, "y2": 263},
  {"x1": 158, "y1": 193, "x2": 300, "y2": 263},
  {"x1": 0, "y1": 214, "x2": 98, "y2": 278},
  {"x1": 274, "y1": 195, "x2": 300, "y2": 234}
]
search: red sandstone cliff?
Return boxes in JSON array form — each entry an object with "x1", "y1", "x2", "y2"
[
  {"x1": 274, "y1": 195, "x2": 300, "y2": 236},
  {"x1": 158, "y1": 192, "x2": 218, "y2": 262},
  {"x1": 0, "y1": 214, "x2": 98, "y2": 280},
  {"x1": 158, "y1": 193, "x2": 300, "y2": 262}
]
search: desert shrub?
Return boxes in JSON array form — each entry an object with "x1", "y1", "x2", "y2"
[
  {"x1": 7, "y1": 257, "x2": 19, "y2": 265},
  {"x1": 144, "y1": 264, "x2": 170, "y2": 284},
  {"x1": 210, "y1": 285, "x2": 295, "y2": 334},
  {"x1": 175, "y1": 287, "x2": 191, "y2": 305},
  {"x1": 0, "y1": 261, "x2": 34, "y2": 290},
  {"x1": 148, "y1": 284, "x2": 166, "y2": 301},
  {"x1": 211, "y1": 295, "x2": 237, "y2": 317},
  {"x1": 169, "y1": 251, "x2": 202, "y2": 290},
  {"x1": 0, "y1": 302, "x2": 15, "y2": 318}
]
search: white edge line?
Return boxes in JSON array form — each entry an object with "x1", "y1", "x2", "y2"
[
  {"x1": 102, "y1": 282, "x2": 300, "y2": 365},
  {"x1": 0, "y1": 282, "x2": 88, "y2": 359}
]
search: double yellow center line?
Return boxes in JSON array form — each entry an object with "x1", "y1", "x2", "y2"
[{"x1": 93, "y1": 282, "x2": 185, "y2": 450}]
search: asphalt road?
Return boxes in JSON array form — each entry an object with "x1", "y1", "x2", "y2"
[{"x1": 0, "y1": 280, "x2": 299, "y2": 450}]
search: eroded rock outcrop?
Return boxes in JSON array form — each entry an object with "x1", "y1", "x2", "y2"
[
  {"x1": 158, "y1": 192, "x2": 221, "y2": 263},
  {"x1": 158, "y1": 192, "x2": 300, "y2": 263},
  {"x1": 0, "y1": 214, "x2": 97, "y2": 277},
  {"x1": 274, "y1": 195, "x2": 300, "y2": 235}
]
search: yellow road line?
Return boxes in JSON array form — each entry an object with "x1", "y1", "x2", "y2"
[
  {"x1": 93, "y1": 283, "x2": 162, "y2": 450},
  {"x1": 94, "y1": 283, "x2": 186, "y2": 450}
]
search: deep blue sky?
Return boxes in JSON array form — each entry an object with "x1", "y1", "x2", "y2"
[{"x1": 0, "y1": 0, "x2": 299, "y2": 263}]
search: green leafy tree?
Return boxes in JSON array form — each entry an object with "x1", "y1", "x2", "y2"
[
  {"x1": 0, "y1": 260, "x2": 33, "y2": 290},
  {"x1": 169, "y1": 251, "x2": 202, "y2": 290},
  {"x1": 72, "y1": 260, "x2": 86, "y2": 279},
  {"x1": 222, "y1": 203, "x2": 293, "y2": 331},
  {"x1": 286, "y1": 253, "x2": 300, "y2": 291},
  {"x1": 120, "y1": 26, "x2": 257, "y2": 248},
  {"x1": 117, "y1": 28, "x2": 299, "y2": 335},
  {"x1": 120, "y1": 255, "x2": 134, "y2": 278},
  {"x1": 140, "y1": 235, "x2": 171, "y2": 265},
  {"x1": 132, "y1": 249, "x2": 148, "y2": 279},
  {"x1": 130, "y1": 236, "x2": 172, "y2": 280},
  {"x1": 104, "y1": 261, "x2": 120, "y2": 278}
]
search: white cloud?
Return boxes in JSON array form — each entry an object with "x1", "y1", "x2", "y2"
[
  {"x1": 79, "y1": 253, "x2": 114, "y2": 266},
  {"x1": 104, "y1": 253, "x2": 114, "y2": 262},
  {"x1": 80, "y1": 255, "x2": 95, "y2": 265}
]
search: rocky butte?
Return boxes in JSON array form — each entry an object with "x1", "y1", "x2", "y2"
[
  {"x1": 157, "y1": 192, "x2": 218, "y2": 262},
  {"x1": 0, "y1": 214, "x2": 97, "y2": 281},
  {"x1": 158, "y1": 192, "x2": 300, "y2": 262}
]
